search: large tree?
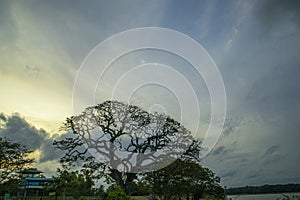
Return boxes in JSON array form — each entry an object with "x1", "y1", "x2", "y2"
[
  {"x1": 54, "y1": 100, "x2": 202, "y2": 193},
  {"x1": 0, "y1": 137, "x2": 34, "y2": 185}
]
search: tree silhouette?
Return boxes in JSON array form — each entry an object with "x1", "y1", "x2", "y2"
[
  {"x1": 144, "y1": 159, "x2": 225, "y2": 200},
  {"x1": 50, "y1": 168, "x2": 94, "y2": 200},
  {"x1": 54, "y1": 100, "x2": 202, "y2": 193},
  {"x1": 0, "y1": 137, "x2": 34, "y2": 185}
]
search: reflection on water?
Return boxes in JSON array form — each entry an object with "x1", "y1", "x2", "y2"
[{"x1": 227, "y1": 193, "x2": 300, "y2": 200}]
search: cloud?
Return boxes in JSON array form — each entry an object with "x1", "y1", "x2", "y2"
[
  {"x1": 263, "y1": 154, "x2": 283, "y2": 166},
  {"x1": 198, "y1": 1, "x2": 300, "y2": 187},
  {"x1": 220, "y1": 170, "x2": 238, "y2": 178},
  {"x1": 0, "y1": 113, "x2": 99, "y2": 177},
  {"x1": 0, "y1": 113, "x2": 94, "y2": 170},
  {"x1": 39, "y1": 137, "x2": 63, "y2": 163},
  {"x1": 211, "y1": 146, "x2": 227, "y2": 156},
  {"x1": 34, "y1": 160, "x2": 61, "y2": 177},
  {"x1": 24, "y1": 65, "x2": 40, "y2": 78},
  {"x1": 0, "y1": 113, "x2": 64, "y2": 163},
  {"x1": 256, "y1": 0, "x2": 300, "y2": 33},
  {"x1": 0, "y1": 113, "x2": 7, "y2": 122},
  {"x1": 260, "y1": 145, "x2": 285, "y2": 166},
  {"x1": 203, "y1": 113, "x2": 300, "y2": 186},
  {"x1": 262, "y1": 145, "x2": 280, "y2": 158},
  {"x1": 246, "y1": 170, "x2": 261, "y2": 180},
  {"x1": 0, "y1": 0, "x2": 170, "y2": 130},
  {"x1": 222, "y1": 116, "x2": 243, "y2": 136},
  {"x1": 0, "y1": 113, "x2": 47, "y2": 150},
  {"x1": 244, "y1": 62, "x2": 300, "y2": 120}
]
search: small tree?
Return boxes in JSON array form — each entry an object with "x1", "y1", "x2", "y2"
[
  {"x1": 144, "y1": 159, "x2": 225, "y2": 200},
  {"x1": 107, "y1": 185, "x2": 129, "y2": 200},
  {"x1": 51, "y1": 168, "x2": 94, "y2": 200},
  {"x1": 0, "y1": 137, "x2": 34, "y2": 185}
]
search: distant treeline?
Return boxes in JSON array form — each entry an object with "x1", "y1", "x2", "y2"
[{"x1": 225, "y1": 184, "x2": 300, "y2": 195}]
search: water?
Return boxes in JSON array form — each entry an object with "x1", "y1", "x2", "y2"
[{"x1": 227, "y1": 193, "x2": 300, "y2": 200}]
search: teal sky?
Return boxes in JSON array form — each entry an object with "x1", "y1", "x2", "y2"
[{"x1": 0, "y1": 0, "x2": 300, "y2": 187}]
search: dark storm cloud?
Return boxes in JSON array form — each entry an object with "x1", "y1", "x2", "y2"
[
  {"x1": 39, "y1": 137, "x2": 63, "y2": 163},
  {"x1": 38, "y1": 132, "x2": 76, "y2": 163},
  {"x1": 0, "y1": 113, "x2": 7, "y2": 121},
  {"x1": 219, "y1": 1, "x2": 300, "y2": 117},
  {"x1": 0, "y1": 113, "x2": 47, "y2": 150},
  {"x1": 256, "y1": 0, "x2": 300, "y2": 32},
  {"x1": 0, "y1": 113, "x2": 93, "y2": 177},
  {"x1": 193, "y1": 0, "x2": 300, "y2": 186},
  {"x1": 245, "y1": 62, "x2": 300, "y2": 120},
  {"x1": 0, "y1": 113, "x2": 65, "y2": 162}
]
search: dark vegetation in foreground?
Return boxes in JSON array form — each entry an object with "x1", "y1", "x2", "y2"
[
  {"x1": 226, "y1": 184, "x2": 300, "y2": 195},
  {"x1": 0, "y1": 137, "x2": 225, "y2": 200}
]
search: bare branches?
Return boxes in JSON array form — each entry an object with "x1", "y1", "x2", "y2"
[
  {"x1": 0, "y1": 137, "x2": 34, "y2": 184},
  {"x1": 54, "y1": 100, "x2": 203, "y2": 191}
]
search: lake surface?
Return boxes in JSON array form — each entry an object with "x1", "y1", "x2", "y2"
[{"x1": 227, "y1": 193, "x2": 300, "y2": 200}]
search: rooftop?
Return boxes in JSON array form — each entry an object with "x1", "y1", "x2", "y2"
[{"x1": 20, "y1": 168, "x2": 43, "y2": 174}]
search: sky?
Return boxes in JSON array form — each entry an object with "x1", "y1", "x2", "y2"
[{"x1": 0, "y1": 0, "x2": 300, "y2": 187}]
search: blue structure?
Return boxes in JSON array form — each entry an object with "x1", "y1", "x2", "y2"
[{"x1": 18, "y1": 168, "x2": 53, "y2": 200}]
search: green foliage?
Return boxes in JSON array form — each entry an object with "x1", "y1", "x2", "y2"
[
  {"x1": 0, "y1": 137, "x2": 34, "y2": 192},
  {"x1": 91, "y1": 185, "x2": 106, "y2": 198},
  {"x1": 0, "y1": 179, "x2": 19, "y2": 196},
  {"x1": 107, "y1": 185, "x2": 129, "y2": 200},
  {"x1": 128, "y1": 181, "x2": 152, "y2": 196},
  {"x1": 226, "y1": 184, "x2": 300, "y2": 195},
  {"x1": 144, "y1": 159, "x2": 225, "y2": 200},
  {"x1": 50, "y1": 168, "x2": 94, "y2": 200},
  {"x1": 276, "y1": 194, "x2": 300, "y2": 200}
]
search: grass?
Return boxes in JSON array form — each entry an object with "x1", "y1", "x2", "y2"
[{"x1": 129, "y1": 196, "x2": 149, "y2": 200}]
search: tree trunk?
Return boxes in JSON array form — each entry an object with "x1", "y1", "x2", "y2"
[
  {"x1": 110, "y1": 169, "x2": 137, "y2": 194},
  {"x1": 186, "y1": 193, "x2": 189, "y2": 200},
  {"x1": 110, "y1": 169, "x2": 126, "y2": 191}
]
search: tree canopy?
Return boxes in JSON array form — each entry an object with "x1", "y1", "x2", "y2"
[
  {"x1": 0, "y1": 137, "x2": 34, "y2": 185},
  {"x1": 144, "y1": 159, "x2": 225, "y2": 200},
  {"x1": 54, "y1": 100, "x2": 203, "y2": 193},
  {"x1": 226, "y1": 184, "x2": 300, "y2": 195},
  {"x1": 49, "y1": 168, "x2": 95, "y2": 200}
]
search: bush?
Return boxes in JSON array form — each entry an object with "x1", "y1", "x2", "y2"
[
  {"x1": 107, "y1": 185, "x2": 129, "y2": 200},
  {"x1": 277, "y1": 194, "x2": 300, "y2": 200}
]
